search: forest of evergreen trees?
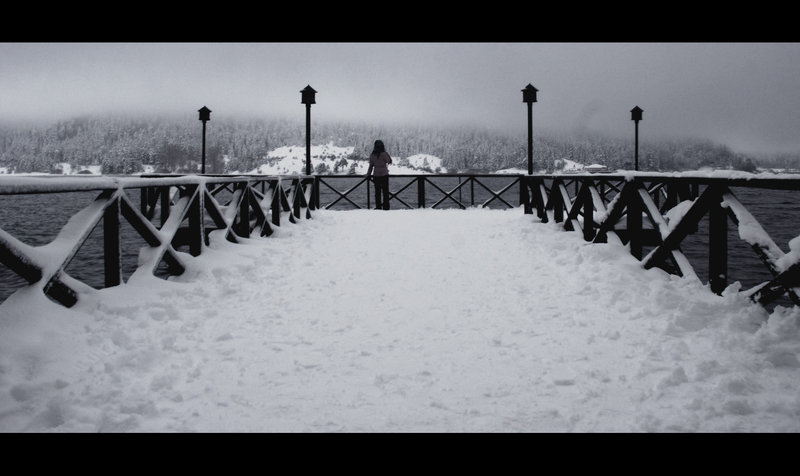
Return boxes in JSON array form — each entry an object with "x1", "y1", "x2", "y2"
[{"x1": 0, "y1": 113, "x2": 793, "y2": 175}]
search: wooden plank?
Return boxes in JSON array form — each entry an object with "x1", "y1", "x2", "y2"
[
  {"x1": 42, "y1": 189, "x2": 117, "y2": 282},
  {"x1": 292, "y1": 179, "x2": 302, "y2": 219},
  {"x1": 427, "y1": 178, "x2": 467, "y2": 209},
  {"x1": 185, "y1": 186, "x2": 203, "y2": 256},
  {"x1": 103, "y1": 196, "x2": 121, "y2": 288},
  {"x1": 247, "y1": 186, "x2": 267, "y2": 231},
  {"x1": 593, "y1": 181, "x2": 635, "y2": 247},
  {"x1": 627, "y1": 184, "x2": 643, "y2": 259},
  {"x1": 751, "y1": 261, "x2": 800, "y2": 306},
  {"x1": 642, "y1": 185, "x2": 721, "y2": 271},
  {"x1": 637, "y1": 187, "x2": 670, "y2": 240},
  {"x1": 538, "y1": 181, "x2": 550, "y2": 222},
  {"x1": 237, "y1": 183, "x2": 251, "y2": 238},
  {"x1": 43, "y1": 273, "x2": 79, "y2": 307},
  {"x1": 636, "y1": 186, "x2": 697, "y2": 280},
  {"x1": 271, "y1": 181, "x2": 282, "y2": 226},
  {"x1": 474, "y1": 176, "x2": 517, "y2": 209},
  {"x1": 470, "y1": 178, "x2": 475, "y2": 206},
  {"x1": 708, "y1": 198, "x2": 728, "y2": 294},
  {"x1": 319, "y1": 177, "x2": 366, "y2": 210},
  {"x1": 0, "y1": 227, "x2": 43, "y2": 284},
  {"x1": 551, "y1": 179, "x2": 564, "y2": 223},
  {"x1": 140, "y1": 187, "x2": 148, "y2": 216},
  {"x1": 13, "y1": 189, "x2": 119, "y2": 305},
  {"x1": 203, "y1": 189, "x2": 233, "y2": 231},
  {"x1": 297, "y1": 180, "x2": 312, "y2": 219},
  {"x1": 383, "y1": 177, "x2": 417, "y2": 210},
  {"x1": 721, "y1": 191, "x2": 787, "y2": 271},
  {"x1": 120, "y1": 192, "x2": 186, "y2": 276},
  {"x1": 160, "y1": 187, "x2": 171, "y2": 227},
  {"x1": 582, "y1": 185, "x2": 595, "y2": 242},
  {"x1": 589, "y1": 184, "x2": 607, "y2": 217},
  {"x1": 520, "y1": 176, "x2": 531, "y2": 214},
  {"x1": 721, "y1": 190, "x2": 800, "y2": 303},
  {"x1": 313, "y1": 176, "x2": 320, "y2": 210},
  {"x1": 558, "y1": 182, "x2": 578, "y2": 231},
  {"x1": 120, "y1": 193, "x2": 164, "y2": 247},
  {"x1": 303, "y1": 178, "x2": 315, "y2": 214}
]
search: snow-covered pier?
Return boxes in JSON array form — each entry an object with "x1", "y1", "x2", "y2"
[{"x1": 1, "y1": 173, "x2": 800, "y2": 432}]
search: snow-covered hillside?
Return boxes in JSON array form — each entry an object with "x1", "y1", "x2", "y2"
[
  {"x1": 242, "y1": 142, "x2": 447, "y2": 175},
  {"x1": 49, "y1": 164, "x2": 101, "y2": 175},
  {"x1": 497, "y1": 158, "x2": 613, "y2": 175}
]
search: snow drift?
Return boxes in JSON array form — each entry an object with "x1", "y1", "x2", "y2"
[{"x1": 1, "y1": 208, "x2": 799, "y2": 432}]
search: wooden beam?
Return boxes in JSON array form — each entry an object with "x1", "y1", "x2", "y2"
[
  {"x1": 627, "y1": 184, "x2": 643, "y2": 260},
  {"x1": 708, "y1": 197, "x2": 728, "y2": 294},
  {"x1": 103, "y1": 196, "x2": 121, "y2": 288},
  {"x1": 642, "y1": 185, "x2": 721, "y2": 272}
]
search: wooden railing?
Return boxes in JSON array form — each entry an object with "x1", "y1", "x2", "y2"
[
  {"x1": 2, "y1": 172, "x2": 799, "y2": 310},
  {"x1": 0, "y1": 174, "x2": 314, "y2": 307},
  {"x1": 519, "y1": 174, "x2": 800, "y2": 307},
  {"x1": 313, "y1": 174, "x2": 525, "y2": 210}
]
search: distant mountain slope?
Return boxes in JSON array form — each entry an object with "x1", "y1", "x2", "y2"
[
  {"x1": 243, "y1": 143, "x2": 447, "y2": 175},
  {"x1": 0, "y1": 114, "x2": 790, "y2": 175}
]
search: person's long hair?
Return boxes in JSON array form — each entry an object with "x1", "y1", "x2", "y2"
[{"x1": 371, "y1": 140, "x2": 385, "y2": 157}]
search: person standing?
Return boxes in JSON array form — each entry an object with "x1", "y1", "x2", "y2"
[{"x1": 365, "y1": 140, "x2": 392, "y2": 210}]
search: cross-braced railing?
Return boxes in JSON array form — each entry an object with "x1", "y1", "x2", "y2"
[
  {"x1": 3, "y1": 171, "x2": 797, "y2": 310},
  {"x1": 520, "y1": 174, "x2": 800, "y2": 308},
  {"x1": 0, "y1": 174, "x2": 314, "y2": 307},
  {"x1": 313, "y1": 174, "x2": 525, "y2": 210}
]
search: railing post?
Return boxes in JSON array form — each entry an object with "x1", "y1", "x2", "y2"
[
  {"x1": 552, "y1": 179, "x2": 564, "y2": 223},
  {"x1": 418, "y1": 176, "x2": 425, "y2": 208},
  {"x1": 0, "y1": 234, "x2": 43, "y2": 285},
  {"x1": 627, "y1": 183, "x2": 643, "y2": 260},
  {"x1": 160, "y1": 186, "x2": 170, "y2": 227},
  {"x1": 186, "y1": 186, "x2": 203, "y2": 257},
  {"x1": 238, "y1": 183, "x2": 251, "y2": 238},
  {"x1": 665, "y1": 183, "x2": 679, "y2": 211},
  {"x1": 582, "y1": 184, "x2": 594, "y2": 241},
  {"x1": 522, "y1": 176, "x2": 532, "y2": 214},
  {"x1": 470, "y1": 176, "x2": 475, "y2": 206},
  {"x1": 536, "y1": 178, "x2": 548, "y2": 223},
  {"x1": 313, "y1": 176, "x2": 320, "y2": 210},
  {"x1": 140, "y1": 187, "x2": 148, "y2": 216},
  {"x1": 103, "y1": 194, "x2": 121, "y2": 288},
  {"x1": 709, "y1": 191, "x2": 728, "y2": 294},
  {"x1": 293, "y1": 180, "x2": 301, "y2": 219},
  {"x1": 271, "y1": 181, "x2": 281, "y2": 227}
]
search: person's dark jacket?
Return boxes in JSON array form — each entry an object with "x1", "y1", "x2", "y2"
[{"x1": 366, "y1": 152, "x2": 392, "y2": 177}]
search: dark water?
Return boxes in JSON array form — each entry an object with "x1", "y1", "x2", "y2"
[{"x1": 1, "y1": 176, "x2": 798, "y2": 308}]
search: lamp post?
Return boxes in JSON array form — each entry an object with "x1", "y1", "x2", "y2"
[
  {"x1": 198, "y1": 106, "x2": 211, "y2": 174},
  {"x1": 300, "y1": 85, "x2": 317, "y2": 176},
  {"x1": 522, "y1": 84, "x2": 538, "y2": 175},
  {"x1": 631, "y1": 106, "x2": 643, "y2": 171}
]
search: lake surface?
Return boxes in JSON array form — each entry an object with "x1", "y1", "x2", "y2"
[{"x1": 1, "y1": 176, "x2": 798, "y2": 309}]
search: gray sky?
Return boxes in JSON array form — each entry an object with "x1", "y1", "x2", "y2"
[{"x1": 2, "y1": 42, "x2": 800, "y2": 155}]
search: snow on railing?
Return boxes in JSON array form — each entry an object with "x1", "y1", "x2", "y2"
[
  {"x1": 520, "y1": 173, "x2": 800, "y2": 308},
  {"x1": 3, "y1": 172, "x2": 799, "y2": 310},
  {"x1": 0, "y1": 174, "x2": 315, "y2": 307}
]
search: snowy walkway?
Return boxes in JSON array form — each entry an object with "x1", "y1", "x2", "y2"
[{"x1": 1, "y1": 208, "x2": 800, "y2": 432}]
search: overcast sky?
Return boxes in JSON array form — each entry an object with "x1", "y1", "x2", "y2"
[{"x1": 2, "y1": 42, "x2": 799, "y2": 155}]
